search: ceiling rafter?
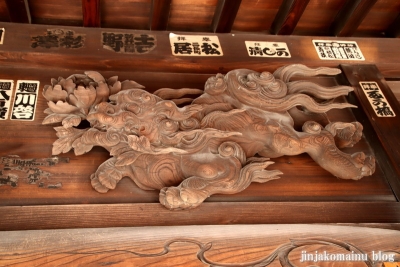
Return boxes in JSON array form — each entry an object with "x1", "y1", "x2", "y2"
[
  {"x1": 330, "y1": 0, "x2": 378, "y2": 37},
  {"x1": 5, "y1": 0, "x2": 31, "y2": 24},
  {"x1": 270, "y1": 0, "x2": 310, "y2": 35},
  {"x1": 82, "y1": 0, "x2": 101, "y2": 27},
  {"x1": 212, "y1": 0, "x2": 242, "y2": 33}
]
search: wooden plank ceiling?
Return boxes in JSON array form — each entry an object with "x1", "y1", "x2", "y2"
[{"x1": 0, "y1": 0, "x2": 398, "y2": 38}]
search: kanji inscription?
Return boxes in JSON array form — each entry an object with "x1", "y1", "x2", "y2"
[
  {"x1": 313, "y1": 40, "x2": 364, "y2": 60},
  {"x1": 0, "y1": 155, "x2": 68, "y2": 188},
  {"x1": 31, "y1": 29, "x2": 85, "y2": 49},
  {"x1": 102, "y1": 32, "x2": 156, "y2": 54},
  {"x1": 11, "y1": 80, "x2": 40, "y2": 121},
  {"x1": 0, "y1": 80, "x2": 14, "y2": 120},
  {"x1": 170, "y1": 33, "x2": 223, "y2": 56},
  {"x1": 359, "y1": 81, "x2": 396, "y2": 117},
  {"x1": 245, "y1": 41, "x2": 291, "y2": 58}
]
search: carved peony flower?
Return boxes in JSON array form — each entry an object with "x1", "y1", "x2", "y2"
[{"x1": 43, "y1": 71, "x2": 145, "y2": 129}]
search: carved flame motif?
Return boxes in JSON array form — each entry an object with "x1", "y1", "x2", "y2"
[{"x1": 43, "y1": 65, "x2": 376, "y2": 210}]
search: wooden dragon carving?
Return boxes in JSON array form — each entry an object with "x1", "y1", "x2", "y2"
[{"x1": 42, "y1": 64, "x2": 375, "y2": 210}]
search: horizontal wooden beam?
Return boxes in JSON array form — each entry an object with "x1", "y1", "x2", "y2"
[
  {"x1": 150, "y1": 0, "x2": 172, "y2": 31},
  {"x1": 270, "y1": 0, "x2": 310, "y2": 35},
  {"x1": 82, "y1": 0, "x2": 101, "y2": 27},
  {"x1": 330, "y1": 0, "x2": 378, "y2": 37},
  {"x1": 1, "y1": 202, "x2": 400, "y2": 230},
  {"x1": 212, "y1": 0, "x2": 242, "y2": 33},
  {"x1": 0, "y1": 22, "x2": 399, "y2": 77},
  {"x1": 5, "y1": 0, "x2": 31, "y2": 24}
]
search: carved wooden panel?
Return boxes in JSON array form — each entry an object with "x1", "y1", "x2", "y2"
[{"x1": 0, "y1": 22, "x2": 400, "y2": 230}]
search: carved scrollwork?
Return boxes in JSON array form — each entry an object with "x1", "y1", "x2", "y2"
[{"x1": 66, "y1": 237, "x2": 399, "y2": 267}]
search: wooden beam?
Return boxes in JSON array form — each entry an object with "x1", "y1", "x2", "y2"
[
  {"x1": 1, "y1": 23, "x2": 400, "y2": 77},
  {"x1": 386, "y1": 13, "x2": 400, "y2": 38},
  {"x1": 270, "y1": 0, "x2": 310, "y2": 35},
  {"x1": 1, "y1": 202, "x2": 400, "y2": 230},
  {"x1": 212, "y1": 0, "x2": 242, "y2": 33},
  {"x1": 150, "y1": 0, "x2": 172, "y2": 31},
  {"x1": 82, "y1": 0, "x2": 101, "y2": 28},
  {"x1": 4, "y1": 0, "x2": 31, "y2": 24},
  {"x1": 330, "y1": 0, "x2": 377, "y2": 37}
]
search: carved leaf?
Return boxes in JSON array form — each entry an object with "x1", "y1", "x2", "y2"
[
  {"x1": 42, "y1": 113, "x2": 69, "y2": 125},
  {"x1": 71, "y1": 138, "x2": 94, "y2": 156},
  {"x1": 44, "y1": 108, "x2": 54, "y2": 115},
  {"x1": 52, "y1": 127, "x2": 86, "y2": 155},
  {"x1": 62, "y1": 114, "x2": 82, "y2": 128}
]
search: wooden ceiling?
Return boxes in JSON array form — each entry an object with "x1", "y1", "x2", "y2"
[{"x1": 0, "y1": 0, "x2": 399, "y2": 37}]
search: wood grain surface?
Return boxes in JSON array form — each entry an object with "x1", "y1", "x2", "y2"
[
  {"x1": 28, "y1": 0, "x2": 83, "y2": 26},
  {"x1": 1, "y1": 224, "x2": 399, "y2": 266}
]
